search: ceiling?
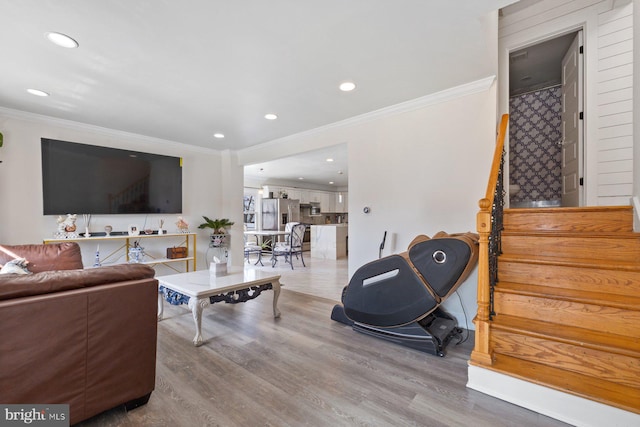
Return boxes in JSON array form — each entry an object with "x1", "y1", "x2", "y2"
[
  {"x1": 244, "y1": 144, "x2": 349, "y2": 188},
  {"x1": 509, "y1": 32, "x2": 577, "y2": 96},
  {"x1": 0, "y1": 0, "x2": 516, "y2": 186}
]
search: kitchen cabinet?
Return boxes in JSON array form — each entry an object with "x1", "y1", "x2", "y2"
[
  {"x1": 258, "y1": 186, "x2": 346, "y2": 212},
  {"x1": 328, "y1": 194, "x2": 336, "y2": 213},
  {"x1": 335, "y1": 191, "x2": 348, "y2": 213},
  {"x1": 307, "y1": 190, "x2": 320, "y2": 204},
  {"x1": 287, "y1": 188, "x2": 302, "y2": 201},
  {"x1": 319, "y1": 192, "x2": 331, "y2": 212}
]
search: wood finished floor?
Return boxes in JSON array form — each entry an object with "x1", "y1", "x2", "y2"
[{"x1": 77, "y1": 255, "x2": 570, "y2": 426}]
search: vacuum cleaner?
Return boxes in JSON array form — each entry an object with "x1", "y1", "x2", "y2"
[{"x1": 331, "y1": 231, "x2": 479, "y2": 356}]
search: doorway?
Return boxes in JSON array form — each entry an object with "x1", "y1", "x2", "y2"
[{"x1": 508, "y1": 30, "x2": 584, "y2": 208}]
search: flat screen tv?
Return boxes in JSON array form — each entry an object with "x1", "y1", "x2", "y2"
[{"x1": 41, "y1": 138, "x2": 183, "y2": 215}]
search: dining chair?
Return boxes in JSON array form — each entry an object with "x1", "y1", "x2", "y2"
[
  {"x1": 272, "y1": 223, "x2": 306, "y2": 269},
  {"x1": 244, "y1": 232, "x2": 263, "y2": 266}
]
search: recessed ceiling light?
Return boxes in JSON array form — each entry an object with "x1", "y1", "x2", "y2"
[
  {"x1": 339, "y1": 81, "x2": 356, "y2": 92},
  {"x1": 27, "y1": 88, "x2": 49, "y2": 97},
  {"x1": 265, "y1": 113, "x2": 278, "y2": 120},
  {"x1": 213, "y1": 133, "x2": 225, "y2": 139},
  {"x1": 326, "y1": 158, "x2": 334, "y2": 162},
  {"x1": 329, "y1": 181, "x2": 335, "y2": 185},
  {"x1": 46, "y1": 32, "x2": 79, "y2": 48},
  {"x1": 298, "y1": 177, "x2": 304, "y2": 180}
]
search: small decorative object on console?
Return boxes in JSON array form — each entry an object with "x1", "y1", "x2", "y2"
[
  {"x1": 176, "y1": 216, "x2": 189, "y2": 233},
  {"x1": 83, "y1": 214, "x2": 92, "y2": 237},
  {"x1": 128, "y1": 241, "x2": 144, "y2": 263},
  {"x1": 93, "y1": 245, "x2": 101, "y2": 267},
  {"x1": 55, "y1": 214, "x2": 78, "y2": 239},
  {"x1": 167, "y1": 246, "x2": 188, "y2": 259},
  {"x1": 128, "y1": 224, "x2": 140, "y2": 236},
  {"x1": 104, "y1": 225, "x2": 113, "y2": 236}
]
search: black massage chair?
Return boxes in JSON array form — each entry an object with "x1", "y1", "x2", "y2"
[{"x1": 331, "y1": 231, "x2": 479, "y2": 356}]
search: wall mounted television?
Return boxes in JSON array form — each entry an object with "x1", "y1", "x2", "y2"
[{"x1": 41, "y1": 138, "x2": 183, "y2": 215}]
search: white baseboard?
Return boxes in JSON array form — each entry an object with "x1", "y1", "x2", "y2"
[{"x1": 467, "y1": 365, "x2": 640, "y2": 427}]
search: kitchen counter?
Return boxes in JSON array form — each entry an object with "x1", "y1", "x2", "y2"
[{"x1": 310, "y1": 224, "x2": 348, "y2": 260}]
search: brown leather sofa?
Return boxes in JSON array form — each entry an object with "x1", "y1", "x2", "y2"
[{"x1": 0, "y1": 242, "x2": 158, "y2": 425}]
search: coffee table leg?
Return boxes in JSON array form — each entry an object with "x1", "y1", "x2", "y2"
[
  {"x1": 272, "y1": 279, "x2": 281, "y2": 318},
  {"x1": 188, "y1": 297, "x2": 210, "y2": 346},
  {"x1": 157, "y1": 292, "x2": 164, "y2": 321}
]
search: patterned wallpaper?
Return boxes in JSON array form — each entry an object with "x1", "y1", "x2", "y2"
[{"x1": 509, "y1": 86, "x2": 563, "y2": 204}]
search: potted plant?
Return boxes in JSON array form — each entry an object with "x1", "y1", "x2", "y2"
[{"x1": 198, "y1": 217, "x2": 235, "y2": 247}]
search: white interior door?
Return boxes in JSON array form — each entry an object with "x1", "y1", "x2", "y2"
[{"x1": 561, "y1": 31, "x2": 584, "y2": 207}]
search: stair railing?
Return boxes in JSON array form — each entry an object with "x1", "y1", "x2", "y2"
[{"x1": 470, "y1": 113, "x2": 508, "y2": 367}]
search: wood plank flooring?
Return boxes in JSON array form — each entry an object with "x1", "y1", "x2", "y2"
[{"x1": 76, "y1": 256, "x2": 570, "y2": 426}]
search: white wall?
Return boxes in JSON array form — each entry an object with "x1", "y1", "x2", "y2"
[
  {"x1": 347, "y1": 89, "x2": 497, "y2": 327},
  {"x1": 0, "y1": 110, "x2": 233, "y2": 273},
  {"x1": 499, "y1": 0, "x2": 635, "y2": 206}
]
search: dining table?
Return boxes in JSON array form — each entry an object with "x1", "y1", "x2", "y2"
[{"x1": 244, "y1": 230, "x2": 291, "y2": 263}]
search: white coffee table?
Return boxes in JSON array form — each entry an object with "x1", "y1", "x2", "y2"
[{"x1": 157, "y1": 267, "x2": 281, "y2": 346}]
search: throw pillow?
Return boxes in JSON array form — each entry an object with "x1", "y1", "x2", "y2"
[{"x1": 0, "y1": 258, "x2": 31, "y2": 275}]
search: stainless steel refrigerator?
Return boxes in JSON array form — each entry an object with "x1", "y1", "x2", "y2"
[{"x1": 261, "y1": 198, "x2": 300, "y2": 232}]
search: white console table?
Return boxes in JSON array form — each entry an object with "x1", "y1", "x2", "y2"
[{"x1": 43, "y1": 232, "x2": 197, "y2": 272}]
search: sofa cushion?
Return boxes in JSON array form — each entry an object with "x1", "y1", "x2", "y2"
[
  {"x1": 0, "y1": 242, "x2": 83, "y2": 273},
  {"x1": 0, "y1": 264, "x2": 155, "y2": 301}
]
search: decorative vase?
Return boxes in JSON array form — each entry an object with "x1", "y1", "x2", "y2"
[
  {"x1": 210, "y1": 234, "x2": 227, "y2": 247},
  {"x1": 128, "y1": 246, "x2": 144, "y2": 263}
]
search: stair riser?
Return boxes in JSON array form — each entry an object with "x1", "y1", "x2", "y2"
[
  {"x1": 501, "y1": 235, "x2": 640, "y2": 263},
  {"x1": 498, "y1": 261, "x2": 640, "y2": 297},
  {"x1": 504, "y1": 208, "x2": 633, "y2": 233},
  {"x1": 491, "y1": 330, "x2": 640, "y2": 388},
  {"x1": 493, "y1": 292, "x2": 640, "y2": 338}
]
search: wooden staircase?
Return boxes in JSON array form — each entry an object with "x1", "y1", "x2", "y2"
[{"x1": 484, "y1": 205, "x2": 640, "y2": 414}]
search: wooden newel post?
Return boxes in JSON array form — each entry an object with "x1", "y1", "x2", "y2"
[{"x1": 470, "y1": 197, "x2": 493, "y2": 366}]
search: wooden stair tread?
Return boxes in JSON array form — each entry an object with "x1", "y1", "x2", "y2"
[
  {"x1": 495, "y1": 281, "x2": 640, "y2": 311},
  {"x1": 487, "y1": 354, "x2": 640, "y2": 414},
  {"x1": 499, "y1": 253, "x2": 640, "y2": 271},
  {"x1": 502, "y1": 230, "x2": 640, "y2": 239},
  {"x1": 504, "y1": 206, "x2": 633, "y2": 215},
  {"x1": 491, "y1": 314, "x2": 640, "y2": 357}
]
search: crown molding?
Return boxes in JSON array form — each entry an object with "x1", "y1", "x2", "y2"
[
  {"x1": 0, "y1": 106, "x2": 219, "y2": 155},
  {"x1": 238, "y1": 75, "x2": 496, "y2": 159}
]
